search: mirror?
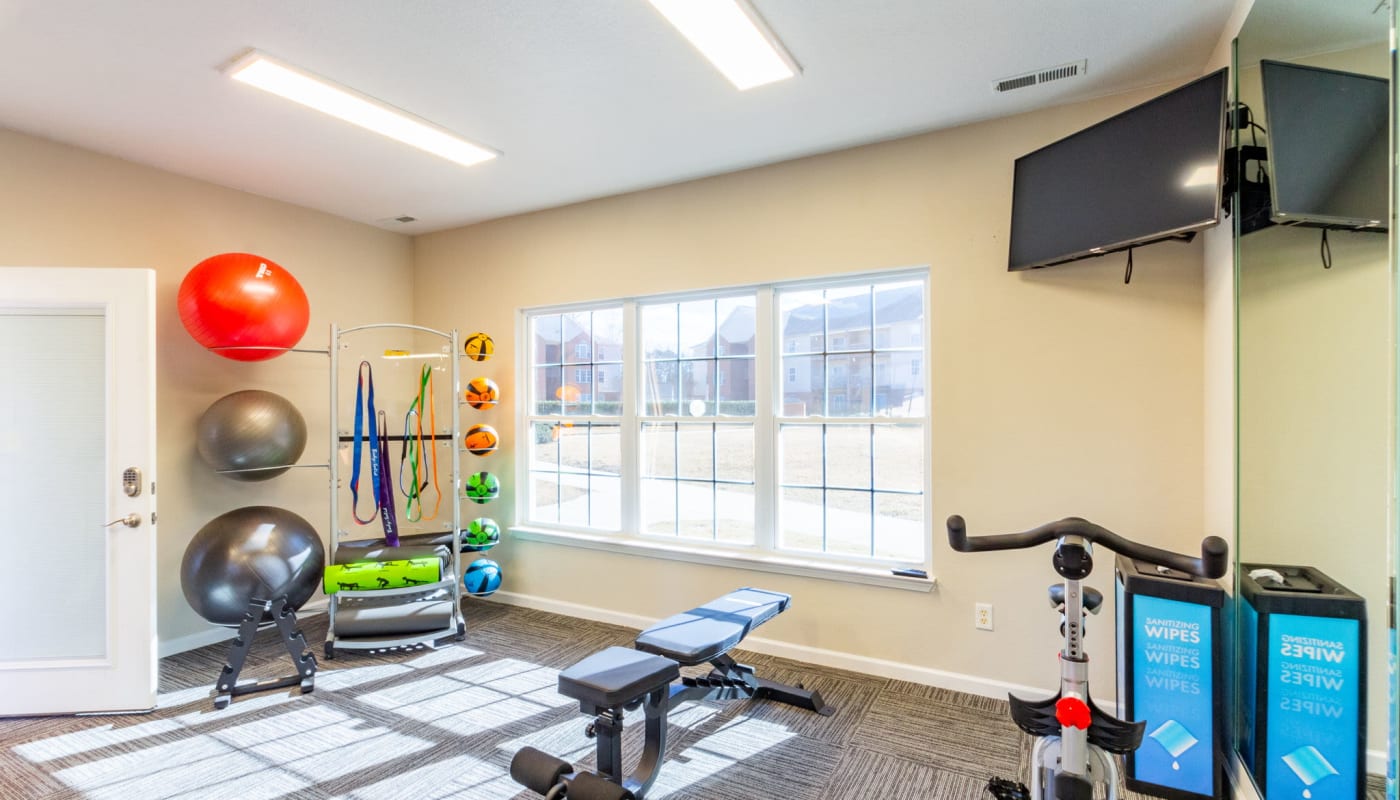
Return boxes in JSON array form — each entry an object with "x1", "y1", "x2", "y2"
[{"x1": 1233, "y1": 1, "x2": 1394, "y2": 798}]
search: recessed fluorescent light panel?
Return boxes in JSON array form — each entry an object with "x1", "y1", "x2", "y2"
[
  {"x1": 647, "y1": 0, "x2": 799, "y2": 90},
  {"x1": 224, "y1": 50, "x2": 497, "y2": 168}
]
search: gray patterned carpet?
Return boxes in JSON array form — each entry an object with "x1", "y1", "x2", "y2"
[{"x1": 0, "y1": 601, "x2": 1385, "y2": 799}]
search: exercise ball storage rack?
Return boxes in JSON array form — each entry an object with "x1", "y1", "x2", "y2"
[{"x1": 324, "y1": 323, "x2": 468, "y2": 658}]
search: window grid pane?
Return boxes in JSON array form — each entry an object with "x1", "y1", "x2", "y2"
[
  {"x1": 638, "y1": 421, "x2": 754, "y2": 544},
  {"x1": 778, "y1": 279, "x2": 925, "y2": 420},
  {"x1": 527, "y1": 419, "x2": 621, "y2": 530},
  {"x1": 533, "y1": 310, "x2": 623, "y2": 417},
  {"x1": 643, "y1": 298, "x2": 758, "y2": 419},
  {"x1": 779, "y1": 420, "x2": 924, "y2": 559}
]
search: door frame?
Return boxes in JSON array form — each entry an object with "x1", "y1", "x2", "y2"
[{"x1": 0, "y1": 267, "x2": 157, "y2": 715}]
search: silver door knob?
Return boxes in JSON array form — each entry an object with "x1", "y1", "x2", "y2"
[{"x1": 105, "y1": 514, "x2": 141, "y2": 528}]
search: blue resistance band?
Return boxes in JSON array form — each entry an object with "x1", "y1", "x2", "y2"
[
  {"x1": 350, "y1": 361, "x2": 381, "y2": 526},
  {"x1": 351, "y1": 362, "x2": 400, "y2": 545}
]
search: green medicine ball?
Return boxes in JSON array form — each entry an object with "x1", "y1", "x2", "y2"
[
  {"x1": 464, "y1": 517, "x2": 501, "y2": 551},
  {"x1": 465, "y1": 471, "x2": 500, "y2": 504}
]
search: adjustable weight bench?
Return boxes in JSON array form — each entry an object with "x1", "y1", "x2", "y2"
[{"x1": 510, "y1": 588, "x2": 834, "y2": 800}]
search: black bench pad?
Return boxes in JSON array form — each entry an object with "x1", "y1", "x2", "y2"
[
  {"x1": 558, "y1": 647, "x2": 679, "y2": 708},
  {"x1": 634, "y1": 588, "x2": 790, "y2": 666}
]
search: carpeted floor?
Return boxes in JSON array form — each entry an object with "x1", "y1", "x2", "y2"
[{"x1": 0, "y1": 601, "x2": 1386, "y2": 799}]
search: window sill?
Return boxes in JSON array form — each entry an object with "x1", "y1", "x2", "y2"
[{"x1": 508, "y1": 525, "x2": 937, "y2": 593}]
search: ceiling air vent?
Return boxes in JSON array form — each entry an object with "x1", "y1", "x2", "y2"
[{"x1": 995, "y1": 59, "x2": 1088, "y2": 93}]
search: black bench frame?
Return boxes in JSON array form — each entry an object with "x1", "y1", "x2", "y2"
[
  {"x1": 512, "y1": 592, "x2": 834, "y2": 800},
  {"x1": 584, "y1": 652, "x2": 833, "y2": 798}
]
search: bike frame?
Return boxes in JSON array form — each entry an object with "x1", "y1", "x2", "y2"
[
  {"x1": 1031, "y1": 535, "x2": 1119, "y2": 800},
  {"x1": 947, "y1": 514, "x2": 1227, "y2": 800}
]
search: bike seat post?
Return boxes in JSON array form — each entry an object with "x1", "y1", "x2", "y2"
[
  {"x1": 1053, "y1": 535, "x2": 1093, "y2": 662},
  {"x1": 1054, "y1": 535, "x2": 1094, "y2": 781}
]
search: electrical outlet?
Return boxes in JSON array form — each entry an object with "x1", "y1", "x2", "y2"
[{"x1": 975, "y1": 603, "x2": 994, "y2": 631}]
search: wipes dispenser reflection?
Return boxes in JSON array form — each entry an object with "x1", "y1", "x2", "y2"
[{"x1": 1239, "y1": 564, "x2": 1367, "y2": 800}]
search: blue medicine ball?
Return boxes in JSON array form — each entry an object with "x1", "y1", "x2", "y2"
[{"x1": 464, "y1": 558, "x2": 502, "y2": 597}]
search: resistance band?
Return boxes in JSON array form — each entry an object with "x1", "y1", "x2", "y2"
[
  {"x1": 349, "y1": 360, "x2": 400, "y2": 546},
  {"x1": 376, "y1": 409, "x2": 399, "y2": 546},
  {"x1": 399, "y1": 364, "x2": 442, "y2": 523},
  {"x1": 350, "y1": 361, "x2": 383, "y2": 526},
  {"x1": 399, "y1": 406, "x2": 420, "y2": 519}
]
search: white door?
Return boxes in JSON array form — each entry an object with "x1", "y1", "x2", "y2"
[{"x1": 0, "y1": 267, "x2": 157, "y2": 715}]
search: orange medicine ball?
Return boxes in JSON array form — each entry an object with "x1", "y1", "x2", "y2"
[
  {"x1": 464, "y1": 377, "x2": 500, "y2": 410},
  {"x1": 464, "y1": 424, "x2": 499, "y2": 456}
]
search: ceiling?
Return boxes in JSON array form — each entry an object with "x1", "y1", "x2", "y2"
[
  {"x1": 1237, "y1": 0, "x2": 1391, "y2": 68},
  {"x1": 0, "y1": 0, "x2": 1236, "y2": 234}
]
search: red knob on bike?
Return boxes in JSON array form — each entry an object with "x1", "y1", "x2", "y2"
[{"x1": 1055, "y1": 697, "x2": 1091, "y2": 730}]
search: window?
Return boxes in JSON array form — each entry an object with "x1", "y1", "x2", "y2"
[
  {"x1": 521, "y1": 271, "x2": 928, "y2": 570},
  {"x1": 776, "y1": 280, "x2": 925, "y2": 561},
  {"x1": 527, "y1": 308, "x2": 623, "y2": 528}
]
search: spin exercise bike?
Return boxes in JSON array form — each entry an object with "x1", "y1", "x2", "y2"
[{"x1": 946, "y1": 515, "x2": 1228, "y2": 800}]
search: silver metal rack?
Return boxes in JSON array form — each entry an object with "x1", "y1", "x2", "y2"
[{"x1": 324, "y1": 323, "x2": 465, "y2": 658}]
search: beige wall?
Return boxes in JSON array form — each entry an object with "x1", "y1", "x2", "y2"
[
  {"x1": 0, "y1": 128, "x2": 415, "y2": 646},
  {"x1": 414, "y1": 88, "x2": 1208, "y2": 694}
]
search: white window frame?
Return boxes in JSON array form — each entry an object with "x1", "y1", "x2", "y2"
[{"x1": 514, "y1": 269, "x2": 933, "y2": 592}]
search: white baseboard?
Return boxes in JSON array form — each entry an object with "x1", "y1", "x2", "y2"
[
  {"x1": 1367, "y1": 750, "x2": 1389, "y2": 783},
  {"x1": 486, "y1": 590, "x2": 1049, "y2": 701},
  {"x1": 158, "y1": 598, "x2": 328, "y2": 659}
]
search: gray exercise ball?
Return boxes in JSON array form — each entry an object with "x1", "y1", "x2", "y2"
[
  {"x1": 196, "y1": 389, "x2": 307, "y2": 481},
  {"x1": 180, "y1": 505, "x2": 325, "y2": 626}
]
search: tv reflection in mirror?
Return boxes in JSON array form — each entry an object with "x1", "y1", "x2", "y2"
[{"x1": 1260, "y1": 60, "x2": 1388, "y2": 233}]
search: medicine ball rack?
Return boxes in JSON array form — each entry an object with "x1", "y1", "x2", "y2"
[{"x1": 324, "y1": 323, "x2": 468, "y2": 658}]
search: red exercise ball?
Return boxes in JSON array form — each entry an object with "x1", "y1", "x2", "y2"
[{"x1": 178, "y1": 253, "x2": 310, "y2": 361}]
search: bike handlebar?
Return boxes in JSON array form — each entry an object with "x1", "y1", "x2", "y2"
[{"x1": 946, "y1": 515, "x2": 1229, "y2": 579}]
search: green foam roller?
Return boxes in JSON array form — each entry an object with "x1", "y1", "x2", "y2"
[{"x1": 323, "y1": 558, "x2": 441, "y2": 594}]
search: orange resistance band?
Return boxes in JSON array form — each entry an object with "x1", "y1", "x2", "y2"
[{"x1": 411, "y1": 364, "x2": 442, "y2": 522}]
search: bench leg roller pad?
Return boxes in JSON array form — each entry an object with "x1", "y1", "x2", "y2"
[{"x1": 509, "y1": 747, "x2": 572, "y2": 795}]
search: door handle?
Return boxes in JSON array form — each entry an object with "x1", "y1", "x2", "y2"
[{"x1": 105, "y1": 514, "x2": 141, "y2": 529}]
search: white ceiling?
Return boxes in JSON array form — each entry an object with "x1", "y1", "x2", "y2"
[
  {"x1": 0, "y1": 0, "x2": 1236, "y2": 233},
  {"x1": 1237, "y1": 0, "x2": 1390, "y2": 68}
]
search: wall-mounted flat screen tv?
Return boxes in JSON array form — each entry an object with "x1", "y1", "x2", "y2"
[
  {"x1": 1260, "y1": 59, "x2": 1387, "y2": 232},
  {"x1": 1008, "y1": 69, "x2": 1227, "y2": 271}
]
